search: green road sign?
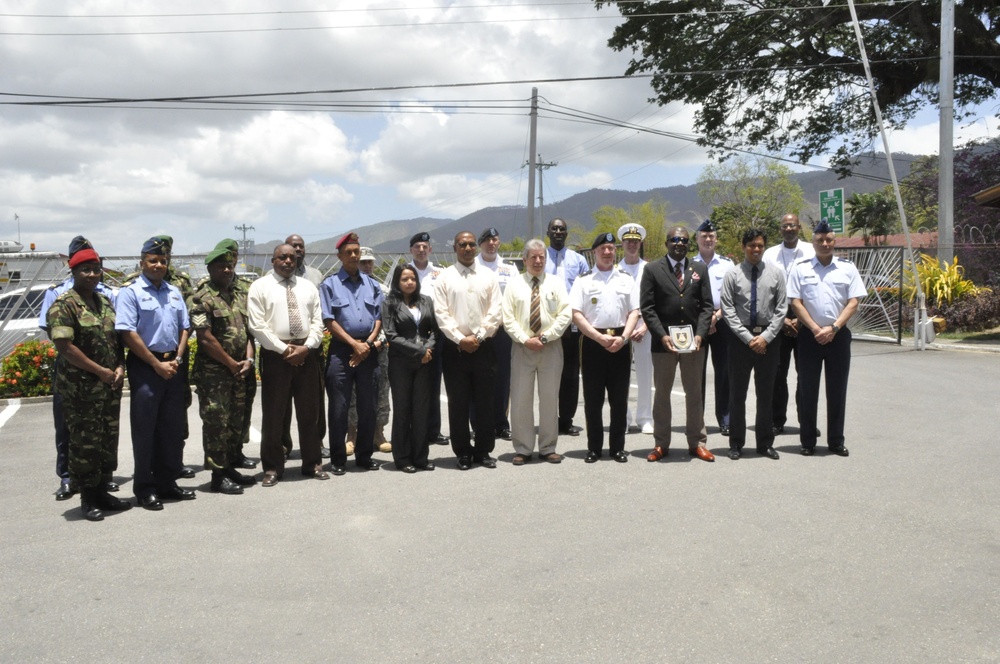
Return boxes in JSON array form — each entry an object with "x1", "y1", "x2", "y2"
[{"x1": 819, "y1": 188, "x2": 845, "y2": 233}]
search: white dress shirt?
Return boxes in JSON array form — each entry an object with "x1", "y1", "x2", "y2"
[
  {"x1": 433, "y1": 261, "x2": 502, "y2": 344},
  {"x1": 247, "y1": 273, "x2": 324, "y2": 353}
]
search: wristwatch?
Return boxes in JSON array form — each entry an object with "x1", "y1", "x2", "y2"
[
  {"x1": 174, "y1": 356, "x2": 184, "y2": 366},
  {"x1": 539, "y1": 334, "x2": 549, "y2": 345},
  {"x1": 367, "y1": 340, "x2": 376, "y2": 351},
  {"x1": 831, "y1": 324, "x2": 840, "y2": 334}
]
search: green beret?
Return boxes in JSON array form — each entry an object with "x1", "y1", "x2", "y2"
[
  {"x1": 205, "y1": 247, "x2": 234, "y2": 265},
  {"x1": 215, "y1": 238, "x2": 239, "y2": 253}
]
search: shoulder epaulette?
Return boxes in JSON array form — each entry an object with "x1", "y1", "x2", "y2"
[{"x1": 579, "y1": 268, "x2": 593, "y2": 278}]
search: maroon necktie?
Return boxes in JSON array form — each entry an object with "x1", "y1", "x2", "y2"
[{"x1": 674, "y1": 260, "x2": 684, "y2": 288}]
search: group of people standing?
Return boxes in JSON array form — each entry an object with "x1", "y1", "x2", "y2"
[{"x1": 41, "y1": 213, "x2": 866, "y2": 522}]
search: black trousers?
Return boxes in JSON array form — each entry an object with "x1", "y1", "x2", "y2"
[
  {"x1": 442, "y1": 338, "x2": 496, "y2": 459},
  {"x1": 127, "y1": 354, "x2": 186, "y2": 499},
  {"x1": 772, "y1": 331, "x2": 801, "y2": 428},
  {"x1": 326, "y1": 342, "x2": 379, "y2": 466},
  {"x1": 388, "y1": 358, "x2": 432, "y2": 468},
  {"x1": 727, "y1": 335, "x2": 780, "y2": 451},
  {"x1": 558, "y1": 328, "x2": 581, "y2": 431},
  {"x1": 702, "y1": 319, "x2": 733, "y2": 428},
  {"x1": 426, "y1": 334, "x2": 446, "y2": 441},
  {"x1": 51, "y1": 389, "x2": 71, "y2": 483},
  {"x1": 797, "y1": 327, "x2": 852, "y2": 449},
  {"x1": 259, "y1": 348, "x2": 324, "y2": 474},
  {"x1": 580, "y1": 335, "x2": 631, "y2": 454}
]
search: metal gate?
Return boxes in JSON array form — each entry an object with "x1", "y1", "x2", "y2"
[{"x1": 841, "y1": 246, "x2": 905, "y2": 344}]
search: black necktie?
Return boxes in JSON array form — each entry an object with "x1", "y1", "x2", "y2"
[{"x1": 750, "y1": 265, "x2": 759, "y2": 328}]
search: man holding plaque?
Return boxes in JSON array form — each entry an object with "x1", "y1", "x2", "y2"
[{"x1": 640, "y1": 226, "x2": 715, "y2": 462}]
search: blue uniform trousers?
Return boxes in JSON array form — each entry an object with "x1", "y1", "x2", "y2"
[
  {"x1": 702, "y1": 319, "x2": 733, "y2": 429},
  {"x1": 326, "y1": 341, "x2": 379, "y2": 466},
  {"x1": 797, "y1": 328, "x2": 852, "y2": 450},
  {"x1": 127, "y1": 354, "x2": 186, "y2": 499}
]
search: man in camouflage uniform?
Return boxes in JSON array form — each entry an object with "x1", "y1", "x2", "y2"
[
  {"x1": 189, "y1": 247, "x2": 258, "y2": 494},
  {"x1": 193, "y1": 239, "x2": 258, "y2": 470},
  {"x1": 47, "y1": 243, "x2": 132, "y2": 521},
  {"x1": 123, "y1": 234, "x2": 196, "y2": 478}
]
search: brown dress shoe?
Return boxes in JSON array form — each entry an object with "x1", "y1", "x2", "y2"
[
  {"x1": 261, "y1": 471, "x2": 280, "y2": 487},
  {"x1": 691, "y1": 446, "x2": 715, "y2": 462},
  {"x1": 647, "y1": 446, "x2": 667, "y2": 462}
]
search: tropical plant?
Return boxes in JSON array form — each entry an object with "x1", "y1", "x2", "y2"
[
  {"x1": 904, "y1": 254, "x2": 990, "y2": 307},
  {"x1": 847, "y1": 189, "x2": 900, "y2": 246},
  {"x1": 590, "y1": 198, "x2": 672, "y2": 261},
  {"x1": 0, "y1": 339, "x2": 56, "y2": 398}
]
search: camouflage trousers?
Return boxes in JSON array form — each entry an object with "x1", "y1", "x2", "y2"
[
  {"x1": 64, "y1": 391, "x2": 121, "y2": 489},
  {"x1": 348, "y1": 346, "x2": 390, "y2": 429},
  {"x1": 195, "y1": 366, "x2": 248, "y2": 469}
]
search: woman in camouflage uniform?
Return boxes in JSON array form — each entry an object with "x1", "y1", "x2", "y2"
[{"x1": 47, "y1": 246, "x2": 131, "y2": 521}]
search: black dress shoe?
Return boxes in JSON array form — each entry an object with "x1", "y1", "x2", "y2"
[
  {"x1": 416, "y1": 462, "x2": 435, "y2": 471},
  {"x1": 760, "y1": 447, "x2": 780, "y2": 460},
  {"x1": 584, "y1": 451, "x2": 600, "y2": 463},
  {"x1": 830, "y1": 446, "x2": 850, "y2": 457},
  {"x1": 720, "y1": 425, "x2": 730, "y2": 437},
  {"x1": 800, "y1": 446, "x2": 815, "y2": 456},
  {"x1": 400, "y1": 464, "x2": 418, "y2": 474},
  {"x1": 559, "y1": 427, "x2": 580, "y2": 437},
  {"x1": 103, "y1": 480, "x2": 120, "y2": 493},
  {"x1": 321, "y1": 447, "x2": 331, "y2": 459},
  {"x1": 611, "y1": 451, "x2": 629, "y2": 463},
  {"x1": 816, "y1": 428, "x2": 822, "y2": 437},
  {"x1": 429, "y1": 435, "x2": 450, "y2": 445},
  {"x1": 772, "y1": 425, "x2": 785, "y2": 435},
  {"x1": 331, "y1": 465, "x2": 347, "y2": 476},
  {"x1": 729, "y1": 449, "x2": 741, "y2": 460},
  {"x1": 476, "y1": 456, "x2": 497, "y2": 469},
  {"x1": 224, "y1": 467, "x2": 257, "y2": 486},
  {"x1": 357, "y1": 459, "x2": 381, "y2": 471},
  {"x1": 497, "y1": 429, "x2": 512, "y2": 441},
  {"x1": 161, "y1": 486, "x2": 196, "y2": 501},
  {"x1": 138, "y1": 494, "x2": 163, "y2": 511},
  {"x1": 456, "y1": 456, "x2": 473, "y2": 471},
  {"x1": 211, "y1": 475, "x2": 244, "y2": 495},
  {"x1": 179, "y1": 466, "x2": 197, "y2": 479},
  {"x1": 81, "y1": 503, "x2": 104, "y2": 522},
  {"x1": 55, "y1": 483, "x2": 76, "y2": 501}
]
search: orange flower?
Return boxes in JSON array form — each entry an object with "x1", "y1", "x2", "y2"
[
  {"x1": 14, "y1": 372, "x2": 22, "y2": 378},
  {"x1": 9, "y1": 379, "x2": 16, "y2": 385}
]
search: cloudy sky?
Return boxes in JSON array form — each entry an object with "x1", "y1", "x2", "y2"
[{"x1": 1, "y1": 1, "x2": 997, "y2": 256}]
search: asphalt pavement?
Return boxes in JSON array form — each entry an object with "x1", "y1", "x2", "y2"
[{"x1": 1, "y1": 340, "x2": 998, "y2": 663}]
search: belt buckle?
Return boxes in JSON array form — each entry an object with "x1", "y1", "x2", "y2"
[
  {"x1": 752, "y1": 326, "x2": 763, "y2": 334},
  {"x1": 605, "y1": 328, "x2": 616, "y2": 336}
]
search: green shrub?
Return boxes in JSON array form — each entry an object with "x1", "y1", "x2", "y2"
[
  {"x1": 904, "y1": 254, "x2": 990, "y2": 307},
  {"x1": 0, "y1": 340, "x2": 56, "y2": 398}
]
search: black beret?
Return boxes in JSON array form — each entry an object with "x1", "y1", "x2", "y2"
[
  {"x1": 409, "y1": 232, "x2": 430, "y2": 247},
  {"x1": 591, "y1": 232, "x2": 616, "y2": 250},
  {"x1": 478, "y1": 227, "x2": 499, "y2": 244}
]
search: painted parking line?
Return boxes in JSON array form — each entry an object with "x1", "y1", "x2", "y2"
[{"x1": 0, "y1": 399, "x2": 21, "y2": 429}]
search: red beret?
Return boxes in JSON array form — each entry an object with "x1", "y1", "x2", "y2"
[
  {"x1": 336, "y1": 232, "x2": 360, "y2": 250},
  {"x1": 68, "y1": 248, "x2": 100, "y2": 268}
]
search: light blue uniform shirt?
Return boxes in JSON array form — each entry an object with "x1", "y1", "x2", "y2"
[
  {"x1": 319, "y1": 268, "x2": 383, "y2": 340},
  {"x1": 786, "y1": 256, "x2": 867, "y2": 327},
  {"x1": 546, "y1": 246, "x2": 589, "y2": 293},
  {"x1": 114, "y1": 275, "x2": 189, "y2": 352}
]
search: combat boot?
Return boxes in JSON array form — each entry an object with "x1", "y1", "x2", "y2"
[
  {"x1": 80, "y1": 489, "x2": 104, "y2": 522},
  {"x1": 224, "y1": 466, "x2": 257, "y2": 486},
  {"x1": 346, "y1": 425, "x2": 357, "y2": 457},
  {"x1": 96, "y1": 488, "x2": 133, "y2": 512},
  {"x1": 375, "y1": 427, "x2": 392, "y2": 454},
  {"x1": 210, "y1": 470, "x2": 244, "y2": 495}
]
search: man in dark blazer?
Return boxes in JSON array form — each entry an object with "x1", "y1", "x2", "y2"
[{"x1": 640, "y1": 225, "x2": 716, "y2": 462}]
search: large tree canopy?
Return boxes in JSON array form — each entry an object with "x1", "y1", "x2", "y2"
[{"x1": 597, "y1": 1, "x2": 1000, "y2": 172}]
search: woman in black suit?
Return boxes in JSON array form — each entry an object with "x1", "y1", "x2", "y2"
[{"x1": 382, "y1": 264, "x2": 437, "y2": 473}]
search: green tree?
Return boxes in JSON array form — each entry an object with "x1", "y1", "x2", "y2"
[
  {"x1": 591, "y1": 198, "x2": 672, "y2": 261},
  {"x1": 697, "y1": 156, "x2": 805, "y2": 257},
  {"x1": 499, "y1": 236, "x2": 526, "y2": 254},
  {"x1": 596, "y1": 1, "x2": 1000, "y2": 174},
  {"x1": 847, "y1": 189, "x2": 900, "y2": 246}
]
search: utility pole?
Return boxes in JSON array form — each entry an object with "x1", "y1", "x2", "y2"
[
  {"x1": 939, "y1": 0, "x2": 955, "y2": 263},
  {"x1": 536, "y1": 154, "x2": 557, "y2": 224},
  {"x1": 526, "y1": 88, "x2": 538, "y2": 240},
  {"x1": 234, "y1": 224, "x2": 255, "y2": 255}
]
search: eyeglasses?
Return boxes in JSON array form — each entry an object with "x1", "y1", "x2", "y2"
[
  {"x1": 456, "y1": 242, "x2": 477, "y2": 248},
  {"x1": 668, "y1": 237, "x2": 690, "y2": 245}
]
